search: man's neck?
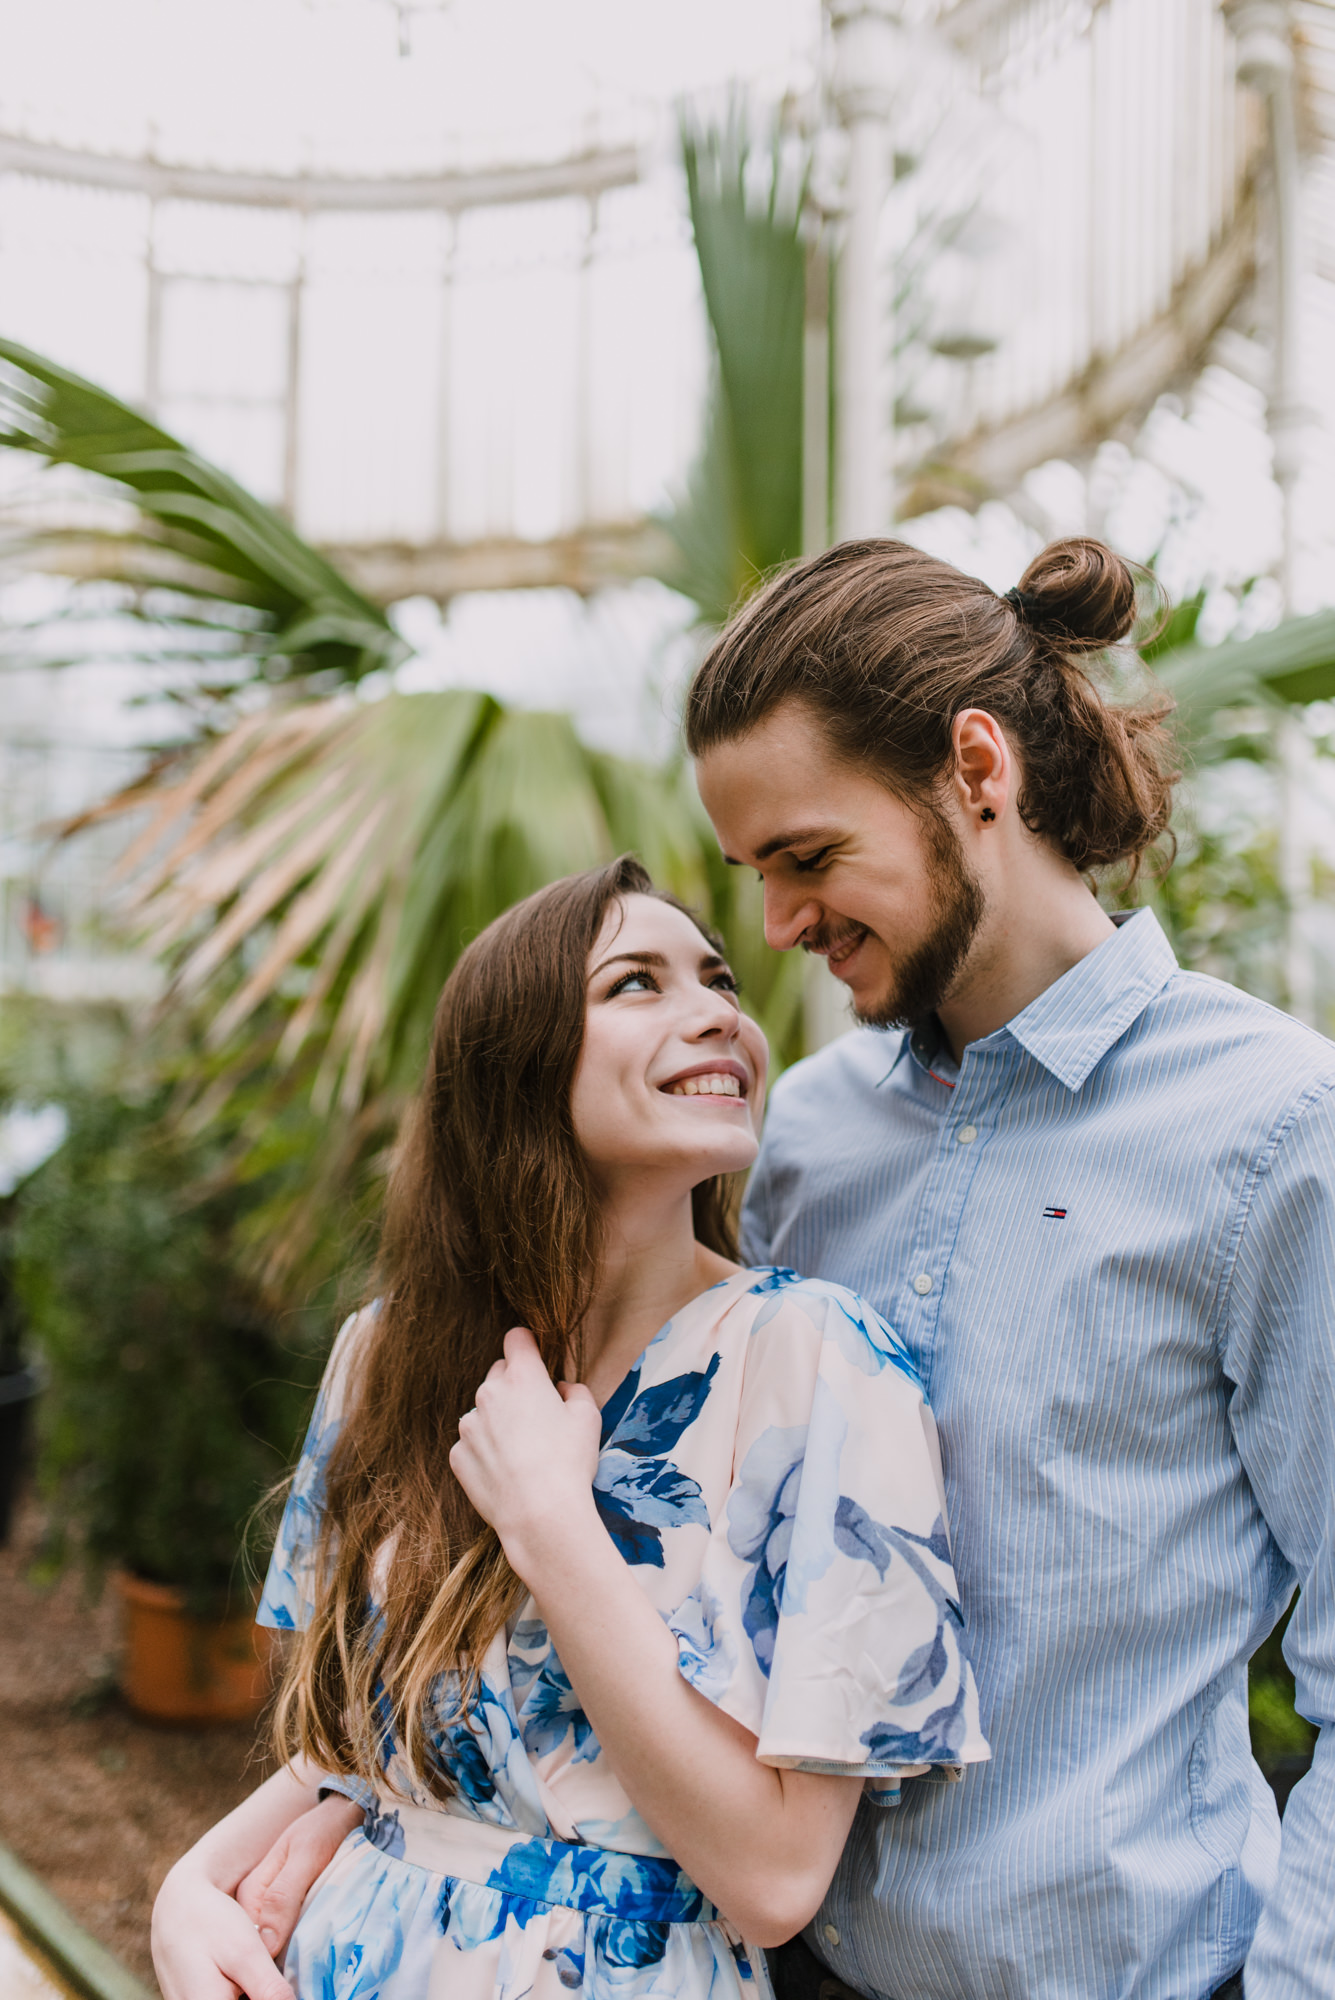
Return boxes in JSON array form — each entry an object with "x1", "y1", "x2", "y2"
[{"x1": 935, "y1": 868, "x2": 1116, "y2": 1063}]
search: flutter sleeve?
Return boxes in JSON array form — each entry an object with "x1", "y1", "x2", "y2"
[
  {"x1": 256, "y1": 1306, "x2": 372, "y2": 1633},
  {"x1": 666, "y1": 1274, "x2": 989, "y2": 1800}
]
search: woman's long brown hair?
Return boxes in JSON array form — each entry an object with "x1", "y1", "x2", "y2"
[{"x1": 273, "y1": 856, "x2": 739, "y2": 1795}]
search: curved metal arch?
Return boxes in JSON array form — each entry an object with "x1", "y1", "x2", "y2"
[{"x1": 0, "y1": 130, "x2": 639, "y2": 212}]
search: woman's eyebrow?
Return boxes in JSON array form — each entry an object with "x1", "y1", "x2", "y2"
[{"x1": 589, "y1": 948, "x2": 668, "y2": 979}]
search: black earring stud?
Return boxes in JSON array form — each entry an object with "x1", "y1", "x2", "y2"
[{"x1": 980, "y1": 807, "x2": 996, "y2": 824}]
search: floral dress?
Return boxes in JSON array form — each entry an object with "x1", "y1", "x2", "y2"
[{"x1": 257, "y1": 1267, "x2": 989, "y2": 2000}]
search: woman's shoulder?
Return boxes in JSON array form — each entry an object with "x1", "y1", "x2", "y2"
[
  {"x1": 315, "y1": 1297, "x2": 381, "y2": 1419},
  {"x1": 727, "y1": 1265, "x2": 924, "y2": 1391}
]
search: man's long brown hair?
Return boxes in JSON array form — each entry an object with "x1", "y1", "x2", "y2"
[
  {"x1": 273, "y1": 856, "x2": 739, "y2": 1794},
  {"x1": 685, "y1": 536, "x2": 1177, "y2": 880}
]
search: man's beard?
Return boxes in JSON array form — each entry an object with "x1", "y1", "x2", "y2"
[{"x1": 805, "y1": 811, "x2": 986, "y2": 1031}]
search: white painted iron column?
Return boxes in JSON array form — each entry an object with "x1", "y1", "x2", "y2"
[
  {"x1": 829, "y1": 0, "x2": 900, "y2": 541},
  {"x1": 1225, "y1": 0, "x2": 1315, "y2": 1024}
]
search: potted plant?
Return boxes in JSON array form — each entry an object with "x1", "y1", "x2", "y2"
[
  {"x1": 0, "y1": 1100, "x2": 70, "y2": 1547},
  {"x1": 13, "y1": 1083, "x2": 325, "y2": 1722},
  {"x1": 0, "y1": 1198, "x2": 43, "y2": 1547}
]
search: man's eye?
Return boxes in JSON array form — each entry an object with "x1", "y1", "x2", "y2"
[
  {"x1": 793, "y1": 848, "x2": 831, "y2": 873},
  {"x1": 608, "y1": 969, "x2": 658, "y2": 996}
]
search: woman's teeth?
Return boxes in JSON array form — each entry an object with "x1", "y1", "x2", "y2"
[{"x1": 667, "y1": 1074, "x2": 741, "y2": 1097}]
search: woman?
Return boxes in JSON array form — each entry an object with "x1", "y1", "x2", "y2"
[{"x1": 153, "y1": 857, "x2": 988, "y2": 2000}]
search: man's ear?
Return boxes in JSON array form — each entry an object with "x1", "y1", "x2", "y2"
[{"x1": 951, "y1": 709, "x2": 1010, "y2": 823}]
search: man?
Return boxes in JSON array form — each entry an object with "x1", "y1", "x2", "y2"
[{"x1": 685, "y1": 535, "x2": 1333, "y2": 2000}]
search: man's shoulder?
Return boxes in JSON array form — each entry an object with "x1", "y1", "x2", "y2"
[
  {"x1": 1147, "y1": 966, "x2": 1335, "y2": 1102},
  {"x1": 767, "y1": 1026, "x2": 904, "y2": 1117}
]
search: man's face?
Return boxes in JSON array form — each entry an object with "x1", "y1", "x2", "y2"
[{"x1": 695, "y1": 701, "x2": 986, "y2": 1029}]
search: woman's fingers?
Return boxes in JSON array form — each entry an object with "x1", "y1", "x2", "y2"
[{"x1": 559, "y1": 1380, "x2": 599, "y2": 1408}]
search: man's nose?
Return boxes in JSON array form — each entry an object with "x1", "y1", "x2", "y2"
[{"x1": 763, "y1": 878, "x2": 821, "y2": 952}]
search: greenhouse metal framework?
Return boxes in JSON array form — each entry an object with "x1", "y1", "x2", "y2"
[
  {"x1": 1, "y1": 0, "x2": 1333, "y2": 1002},
  {"x1": 1, "y1": 0, "x2": 1315, "y2": 593}
]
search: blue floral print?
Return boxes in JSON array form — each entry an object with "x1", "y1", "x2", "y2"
[
  {"x1": 510, "y1": 1619, "x2": 598, "y2": 1764},
  {"x1": 364, "y1": 1806, "x2": 406, "y2": 1858},
  {"x1": 725, "y1": 1426, "x2": 806, "y2": 1677},
  {"x1": 593, "y1": 1353, "x2": 719, "y2": 1566},
  {"x1": 258, "y1": 1269, "x2": 989, "y2": 2000}
]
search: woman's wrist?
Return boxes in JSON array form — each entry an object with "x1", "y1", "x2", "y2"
[{"x1": 500, "y1": 1486, "x2": 606, "y2": 1590}]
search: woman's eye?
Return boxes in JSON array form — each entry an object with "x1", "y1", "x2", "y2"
[
  {"x1": 710, "y1": 971, "x2": 740, "y2": 994},
  {"x1": 607, "y1": 969, "x2": 658, "y2": 996},
  {"x1": 793, "y1": 848, "x2": 830, "y2": 873}
]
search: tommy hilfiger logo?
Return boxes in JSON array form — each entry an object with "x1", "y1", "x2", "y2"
[{"x1": 1042, "y1": 1206, "x2": 1068, "y2": 1220}]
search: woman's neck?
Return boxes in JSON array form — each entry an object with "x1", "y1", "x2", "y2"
[{"x1": 578, "y1": 1181, "x2": 737, "y2": 1408}]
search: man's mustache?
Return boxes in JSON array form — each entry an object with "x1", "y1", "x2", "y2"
[{"x1": 801, "y1": 921, "x2": 867, "y2": 958}]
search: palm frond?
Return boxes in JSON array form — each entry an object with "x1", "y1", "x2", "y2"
[
  {"x1": 107, "y1": 691, "x2": 733, "y2": 1118},
  {"x1": 1149, "y1": 608, "x2": 1335, "y2": 758},
  {"x1": 0, "y1": 335, "x2": 406, "y2": 688},
  {"x1": 661, "y1": 113, "x2": 808, "y2": 623}
]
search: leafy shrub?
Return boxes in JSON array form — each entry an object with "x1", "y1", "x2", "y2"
[
  {"x1": 1249, "y1": 1599, "x2": 1317, "y2": 1774},
  {"x1": 13, "y1": 1087, "x2": 326, "y2": 1606}
]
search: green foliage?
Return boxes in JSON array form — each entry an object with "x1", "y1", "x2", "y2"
[
  {"x1": 1137, "y1": 810, "x2": 1285, "y2": 1008},
  {"x1": 11, "y1": 1085, "x2": 326, "y2": 1602},
  {"x1": 1250, "y1": 1599, "x2": 1317, "y2": 1772},
  {"x1": 662, "y1": 115, "x2": 808, "y2": 623},
  {"x1": 1139, "y1": 587, "x2": 1205, "y2": 663},
  {"x1": 1151, "y1": 607, "x2": 1335, "y2": 756},
  {"x1": 0, "y1": 334, "x2": 406, "y2": 690}
]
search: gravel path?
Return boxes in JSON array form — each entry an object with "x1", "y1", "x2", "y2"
[{"x1": 0, "y1": 1501, "x2": 276, "y2": 1989}]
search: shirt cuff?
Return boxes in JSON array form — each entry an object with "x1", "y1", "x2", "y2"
[{"x1": 316, "y1": 1772, "x2": 377, "y2": 1813}]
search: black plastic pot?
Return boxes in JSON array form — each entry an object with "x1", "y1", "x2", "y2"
[{"x1": 0, "y1": 1365, "x2": 40, "y2": 1546}]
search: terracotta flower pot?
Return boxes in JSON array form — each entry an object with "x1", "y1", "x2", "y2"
[{"x1": 116, "y1": 1570, "x2": 275, "y2": 1724}]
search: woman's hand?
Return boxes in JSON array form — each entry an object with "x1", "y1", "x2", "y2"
[
  {"x1": 450, "y1": 1327, "x2": 603, "y2": 1574},
  {"x1": 151, "y1": 1857, "x2": 297, "y2": 2000},
  {"x1": 237, "y1": 1793, "x2": 364, "y2": 1959}
]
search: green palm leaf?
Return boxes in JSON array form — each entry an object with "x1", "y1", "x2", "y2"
[
  {"x1": 1150, "y1": 609, "x2": 1335, "y2": 756},
  {"x1": 109, "y1": 692, "x2": 719, "y2": 1115},
  {"x1": 661, "y1": 115, "x2": 808, "y2": 623},
  {"x1": 0, "y1": 334, "x2": 406, "y2": 687}
]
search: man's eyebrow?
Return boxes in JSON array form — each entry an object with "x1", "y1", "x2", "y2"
[{"x1": 745, "y1": 827, "x2": 838, "y2": 863}]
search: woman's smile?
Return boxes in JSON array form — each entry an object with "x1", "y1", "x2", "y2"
[{"x1": 659, "y1": 1059, "x2": 749, "y2": 1099}]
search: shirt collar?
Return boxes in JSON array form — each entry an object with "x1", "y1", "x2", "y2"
[{"x1": 880, "y1": 907, "x2": 1179, "y2": 1093}]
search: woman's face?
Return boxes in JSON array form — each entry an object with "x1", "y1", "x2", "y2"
[{"x1": 571, "y1": 893, "x2": 768, "y2": 1194}]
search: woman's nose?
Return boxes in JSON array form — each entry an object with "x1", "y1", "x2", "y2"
[{"x1": 687, "y1": 986, "x2": 743, "y2": 1039}]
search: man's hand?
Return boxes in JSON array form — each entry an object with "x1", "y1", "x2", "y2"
[{"x1": 237, "y1": 1793, "x2": 364, "y2": 1958}]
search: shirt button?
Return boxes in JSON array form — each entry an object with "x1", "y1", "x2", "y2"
[
  {"x1": 912, "y1": 1273, "x2": 933, "y2": 1295},
  {"x1": 823, "y1": 1925, "x2": 842, "y2": 1948},
  {"x1": 957, "y1": 1124, "x2": 978, "y2": 1145}
]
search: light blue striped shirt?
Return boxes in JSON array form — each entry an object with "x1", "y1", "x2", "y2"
[{"x1": 741, "y1": 909, "x2": 1334, "y2": 2000}]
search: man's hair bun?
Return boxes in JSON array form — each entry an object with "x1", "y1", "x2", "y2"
[
  {"x1": 685, "y1": 531, "x2": 1178, "y2": 880},
  {"x1": 1011, "y1": 537, "x2": 1139, "y2": 651}
]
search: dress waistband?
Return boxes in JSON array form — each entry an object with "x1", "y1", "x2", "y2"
[{"x1": 362, "y1": 1795, "x2": 720, "y2": 1926}]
